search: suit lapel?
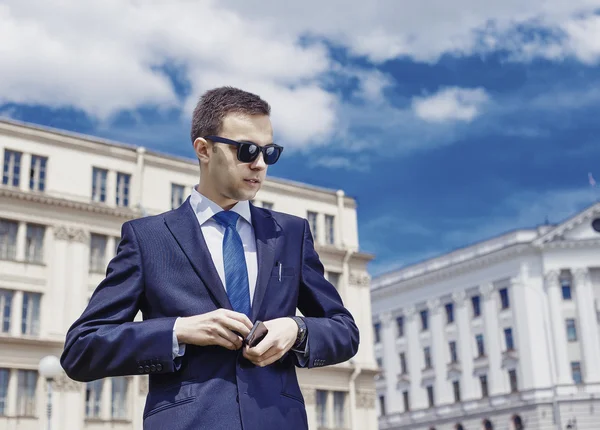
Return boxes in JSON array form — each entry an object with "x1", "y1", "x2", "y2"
[
  {"x1": 250, "y1": 204, "x2": 278, "y2": 321},
  {"x1": 163, "y1": 197, "x2": 232, "y2": 311}
]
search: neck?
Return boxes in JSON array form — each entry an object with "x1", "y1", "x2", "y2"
[{"x1": 195, "y1": 183, "x2": 237, "y2": 211}]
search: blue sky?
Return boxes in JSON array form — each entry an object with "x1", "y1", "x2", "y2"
[{"x1": 2, "y1": 1, "x2": 600, "y2": 277}]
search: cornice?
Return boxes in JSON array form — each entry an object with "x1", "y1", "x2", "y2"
[
  {"x1": 0, "y1": 186, "x2": 139, "y2": 220},
  {"x1": 538, "y1": 238, "x2": 600, "y2": 250},
  {"x1": 372, "y1": 243, "x2": 532, "y2": 300}
]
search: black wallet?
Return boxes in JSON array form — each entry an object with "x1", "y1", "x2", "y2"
[{"x1": 245, "y1": 321, "x2": 268, "y2": 347}]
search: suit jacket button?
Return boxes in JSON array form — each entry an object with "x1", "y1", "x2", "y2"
[
  {"x1": 156, "y1": 363, "x2": 163, "y2": 371},
  {"x1": 150, "y1": 365, "x2": 156, "y2": 372},
  {"x1": 138, "y1": 366, "x2": 144, "y2": 374},
  {"x1": 144, "y1": 365, "x2": 150, "y2": 373}
]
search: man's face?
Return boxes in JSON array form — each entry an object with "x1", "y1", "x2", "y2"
[{"x1": 198, "y1": 112, "x2": 273, "y2": 207}]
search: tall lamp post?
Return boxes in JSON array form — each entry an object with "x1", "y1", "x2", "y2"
[{"x1": 38, "y1": 355, "x2": 62, "y2": 430}]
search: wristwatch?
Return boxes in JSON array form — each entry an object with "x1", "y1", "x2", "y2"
[{"x1": 291, "y1": 316, "x2": 307, "y2": 348}]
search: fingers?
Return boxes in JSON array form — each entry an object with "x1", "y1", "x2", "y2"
[
  {"x1": 211, "y1": 325, "x2": 244, "y2": 350},
  {"x1": 243, "y1": 345, "x2": 284, "y2": 367},
  {"x1": 219, "y1": 309, "x2": 253, "y2": 330}
]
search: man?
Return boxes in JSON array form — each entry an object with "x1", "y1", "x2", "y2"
[{"x1": 61, "y1": 86, "x2": 359, "y2": 430}]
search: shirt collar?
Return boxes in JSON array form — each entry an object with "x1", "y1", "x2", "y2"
[{"x1": 189, "y1": 185, "x2": 252, "y2": 226}]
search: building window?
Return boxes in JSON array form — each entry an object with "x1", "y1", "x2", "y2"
[
  {"x1": 325, "y1": 215, "x2": 335, "y2": 245},
  {"x1": 504, "y1": 328, "x2": 514, "y2": 351},
  {"x1": 476, "y1": 334, "x2": 485, "y2": 357},
  {"x1": 21, "y1": 292, "x2": 41, "y2": 336},
  {"x1": 171, "y1": 184, "x2": 185, "y2": 209},
  {"x1": 16, "y1": 370, "x2": 37, "y2": 416},
  {"x1": 508, "y1": 369, "x2": 518, "y2": 392},
  {"x1": 89, "y1": 234, "x2": 107, "y2": 274},
  {"x1": 0, "y1": 368, "x2": 8, "y2": 415},
  {"x1": 29, "y1": 155, "x2": 47, "y2": 192},
  {"x1": 25, "y1": 223, "x2": 45, "y2": 263},
  {"x1": 333, "y1": 391, "x2": 346, "y2": 428},
  {"x1": 2, "y1": 149, "x2": 22, "y2": 187},
  {"x1": 92, "y1": 167, "x2": 107, "y2": 203},
  {"x1": 0, "y1": 219, "x2": 18, "y2": 260},
  {"x1": 424, "y1": 346, "x2": 432, "y2": 369},
  {"x1": 445, "y1": 303, "x2": 454, "y2": 324},
  {"x1": 499, "y1": 288, "x2": 510, "y2": 309},
  {"x1": 116, "y1": 172, "x2": 131, "y2": 207},
  {"x1": 420, "y1": 309, "x2": 429, "y2": 331},
  {"x1": 86, "y1": 380, "x2": 103, "y2": 418},
  {"x1": 317, "y1": 390, "x2": 328, "y2": 423},
  {"x1": 456, "y1": 425, "x2": 465, "y2": 430},
  {"x1": 0, "y1": 289, "x2": 13, "y2": 333},
  {"x1": 480, "y1": 374, "x2": 489, "y2": 397},
  {"x1": 566, "y1": 319, "x2": 577, "y2": 342},
  {"x1": 483, "y1": 419, "x2": 494, "y2": 430},
  {"x1": 400, "y1": 352, "x2": 407, "y2": 374},
  {"x1": 376, "y1": 357, "x2": 383, "y2": 370},
  {"x1": 396, "y1": 316, "x2": 404, "y2": 337},
  {"x1": 571, "y1": 362, "x2": 583, "y2": 384},
  {"x1": 326, "y1": 272, "x2": 340, "y2": 290},
  {"x1": 561, "y1": 279, "x2": 572, "y2": 300},
  {"x1": 453, "y1": 380, "x2": 461, "y2": 402},
  {"x1": 373, "y1": 322, "x2": 381, "y2": 343},
  {"x1": 402, "y1": 390, "x2": 410, "y2": 411},
  {"x1": 111, "y1": 377, "x2": 129, "y2": 420},
  {"x1": 307, "y1": 211, "x2": 318, "y2": 240},
  {"x1": 449, "y1": 341, "x2": 458, "y2": 363},
  {"x1": 426, "y1": 385, "x2": 435, "y2": 408},
  {"x1": 472, "y1": 295, "x2": 481, "y2": 317},
  {"x1": 262, "y1": 202, "x2": 273, "y2": 210},
  {"x1": 378, "y1": 394, "x2": 386, "y2": 416}
]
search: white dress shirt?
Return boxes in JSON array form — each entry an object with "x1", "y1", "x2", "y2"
[{"x1": 172, "y1": 187, "x2": 258, "y2": 357}]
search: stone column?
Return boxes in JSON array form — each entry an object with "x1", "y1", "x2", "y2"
[
  {"x1": 68, "y1": 228, "x2": 90, "y2": 327},
  {"x1": 429, "y1": 298, "x2": 451, "y2": 404},
  {"x1": 452, "y1": 291, "x2": 476, "y2": 400},
  {"x1": 381, "y1": 312, "x2": 399, "y2": 413},
  {"x1": 6, "y1": 368, "x2": 17, "y2": 415},
  {"x1": 480, "y1": 283, "x2": 505, "y2": 395},
  {"x1": 544, "y1": 271, "x2": 572, "y2": 385},
  {"x1": 15, "y1": 221, "x2": 26, "y2": 261},
  {"x1": 405, "y1": 305, "x2": 425, "y2": 409},
  {"x1": 573, "y1": 268, "x2": 600, "y2": 384},
  {"x1": 19, "y1": 152, "x2": 31, "y2": 192},
  {"x1": 10, "y1": 291, "x2": 23, "y2": 336},
  {"x1": 51, "y1": 226, "x2": 70, "y2": 336},
  {"x1": 106, "y1": 170, "x2": 117, "y2": 206}
]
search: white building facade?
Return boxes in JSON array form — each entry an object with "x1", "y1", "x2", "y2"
[
  {"x1": 371, "y1": 204, "x2": 600, "y2": 430},
  {"x1": 0, "y1": 119, "x2": 378, "y2": 430}
]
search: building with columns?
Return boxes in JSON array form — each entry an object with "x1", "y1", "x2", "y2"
[
  {"x1": 0, "y1": 118, "x2": 378, "y2": 430},
  {"x1": 371, "y1": 203, "x2": 600, "y2": 430}
]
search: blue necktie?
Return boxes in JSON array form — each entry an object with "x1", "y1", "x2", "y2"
[{"x1": 212, "y1": 211, "x2": 251, "y2": 317}]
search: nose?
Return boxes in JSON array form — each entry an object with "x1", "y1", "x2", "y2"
[{"x1": 250, "y1": 152, "x2": 267, "y2": 170}]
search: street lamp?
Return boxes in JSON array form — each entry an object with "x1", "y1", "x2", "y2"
[{"x1": 38, "y1": 355, "x2": 62, "y2": 430}]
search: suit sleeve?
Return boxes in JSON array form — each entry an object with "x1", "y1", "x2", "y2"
[
  {"x1": 60, "y1": 221, "x2": 178, "y2": 382},
  {"x1": 295, "y1": 219, "x2": 360, "y2": 368}
]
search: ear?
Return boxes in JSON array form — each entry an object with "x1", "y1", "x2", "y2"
[{"x1": 193, "y1": 137, "x2": 211, "y2": 164}]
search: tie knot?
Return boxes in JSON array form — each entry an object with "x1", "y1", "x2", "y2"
[{"x1": 213, "y1": 210, "x2": 240, "y2": 229}]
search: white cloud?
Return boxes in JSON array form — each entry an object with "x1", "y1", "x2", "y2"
[
  {"x1": 412, "y1": 87, "x2": 490, "y2": 123},
  {"x1": 2, "y1": 0, "x2": 600, "y2": 153},
  {"x1": 0, "y1": 1, "x2": 334, "y2": 147},
  {"x1": 222, "y1": 0, "x2": 600, "y2": 63}
]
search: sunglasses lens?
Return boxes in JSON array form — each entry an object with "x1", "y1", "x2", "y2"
[
  {"x1": 239, "y1": 143, "x2": 260, "y2": 162},
  {"x1": 264, "y1": 146, "x2": 281, "y2": 165}
]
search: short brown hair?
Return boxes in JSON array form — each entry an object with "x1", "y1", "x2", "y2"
[{"x1": 190, "y1": 86, "x2": 271, "y2": 143}]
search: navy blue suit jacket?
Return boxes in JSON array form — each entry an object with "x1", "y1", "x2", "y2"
[{"x1": 61, "y1": 198, "x2": 359, "y2": 430}]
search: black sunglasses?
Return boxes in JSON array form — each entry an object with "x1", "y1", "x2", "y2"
[{"x1": 203, "y1": 135, "x2": 283, "y2": 165}]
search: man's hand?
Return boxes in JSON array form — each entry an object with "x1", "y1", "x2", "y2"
[
  {"x1": 243, "y1": 317, "x2": 297, "y2": 367},
  {"x1": 175, "y1": 309, "x2": 253, "y2": 351}
]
